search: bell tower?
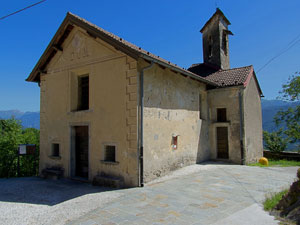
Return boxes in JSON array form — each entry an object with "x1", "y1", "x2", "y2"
[{"x1": 200, "y1": 8, "x2": 233, "y2": 70}]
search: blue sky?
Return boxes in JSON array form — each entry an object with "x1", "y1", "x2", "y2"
[{"x1": 1, "y1": 0, "x2": 300, "y2": 112}]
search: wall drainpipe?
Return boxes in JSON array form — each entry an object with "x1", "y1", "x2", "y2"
[
  {"x1": 239, "y1": 88, "x2": 245, "y2": 165},
  {"x1": 139, "y1": 62, "x2": 154, "y2": 187}
]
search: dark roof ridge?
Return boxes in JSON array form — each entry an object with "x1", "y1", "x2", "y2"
[
  {"x1": 218, "y1": 65, "x2": 253, "y2": 72},
  {"x1": 189, "y1": 62, "x2": 220, "y2": 70}
]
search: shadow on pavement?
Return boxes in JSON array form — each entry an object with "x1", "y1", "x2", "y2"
[{"x1": 0, "y1": 177, "x2": 116, "y2": 206}]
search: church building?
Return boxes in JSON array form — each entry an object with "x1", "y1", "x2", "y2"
[{"x1": 27, "y1": 9, "x2": 263, "y2": 187}]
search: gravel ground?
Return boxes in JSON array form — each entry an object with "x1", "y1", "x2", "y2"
[
  {"x1": 1, "y1": 164, "x2": 217, "y2": 225},
  {"x1": 0, "y1": 177, "x2": 123, "y2": 225}
]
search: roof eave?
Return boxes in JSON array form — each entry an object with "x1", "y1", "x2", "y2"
[
  {"x1": 26, "y1": 13, "x2": 74, "y2": 83},
  {"x1": 67, "y1": 14, "x2": 140, "y2": 60},
  {"x1": 27, "y1": 12, "x2": 217, "y2": 87},
  {"x1": 242, "y1": 66, "x2": 263, "y2": 97},
  {"x1": 26, "y1": 13, "x2": 141, "y2": 83},
  {"x1": 141, "y1": 54, "x2": 217, "y2": 86}
]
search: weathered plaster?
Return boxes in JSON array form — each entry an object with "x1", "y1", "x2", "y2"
[
  {"x1": 243, "y1": 76, "x2": 263, "y2": 163},
  {"x1": 141, "y1": 62, "x2": 210, "y2": 182},
  {"x1": 39, "y1": 26, "x2": 139, "y2": 187},
  {"x1": 207, "y1": 87, "x2": 242, "y2": 163}
]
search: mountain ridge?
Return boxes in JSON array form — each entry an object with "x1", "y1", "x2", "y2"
[{"x1": 0, "y1": 110, "x2": 40, "y2": 129}]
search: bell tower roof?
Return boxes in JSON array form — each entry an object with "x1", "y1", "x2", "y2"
[{"x1": 200, "y1": 8, "x2": 231, "y2": 33}]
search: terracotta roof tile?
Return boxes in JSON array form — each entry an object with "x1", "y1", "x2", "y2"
[{"x1": 204, "y1": 65, "x2": 253, "y2": 87}]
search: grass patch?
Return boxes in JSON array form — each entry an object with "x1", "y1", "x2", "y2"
[
  {"x1": 264, "y1": 189, "x2": 288, "y2": 211},
  {"x1": 248, "y1": 159, "x2": 300, "y2": 167}
]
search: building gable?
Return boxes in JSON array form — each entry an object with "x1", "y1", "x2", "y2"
[
  {"x1": 46, "y1": 27, "x2": 122, "y2": 73},
  {"x1": 26, "y1": 12, "x2": 215, "y2": 86}
]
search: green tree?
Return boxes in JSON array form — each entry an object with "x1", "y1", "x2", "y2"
[
  {"x1": 275, "y1": 73, "x2": 300, "y2": 150},
  {"x1": 263, "y1": 130, "x2": 288, "y2": 152},
  {"x1": 0, "y1": 118, "x2": 23, "y2": 177},
  {"x1": 0, "y1": 118, "x2": 40, "y2": 178}
]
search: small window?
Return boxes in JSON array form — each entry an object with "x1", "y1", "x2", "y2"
[
  {"x1": 52, "y1": 143, "x2": 60, "y2": 157},
  {"x1": 217, "y1": 108, "x2": 227, "y2": 122},
  {"x1": 77, "y1": 75, "x2": 89, "y2": 111},
  {"x1": 172, "y1": 135, "x2": 178, "y2": 150},
  {"x1": 104, "y1": 145, "x2": 116, "y2": 162}
]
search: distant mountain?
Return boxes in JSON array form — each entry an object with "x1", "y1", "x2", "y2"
[
  {"x1": 0, "y1": 110, "x2": 40, "y2": 129},
  {"x1": 261, "y1": 99, "x2": 299, "y2": 150},
  {"x1": 261, "y1": 99, "x2": 299, "y2": 132}
]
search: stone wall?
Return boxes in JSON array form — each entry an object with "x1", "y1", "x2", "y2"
[{"x1": 142, "y1": 62, "x2": 209, "y2": 182}]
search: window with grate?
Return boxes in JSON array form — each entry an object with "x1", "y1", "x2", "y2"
[
  {"x1": 104, "y1": 145, "x2": 116, "y2": 162},
  {"x1": 78, "y1": 75, "x2": 89, "y2": 110},
  {"x1": 52, "y1": 143, "x2": 60, "y2": 157},
  {"x1": 217, "y1": 108, "x2": 227, "y2": 122}
]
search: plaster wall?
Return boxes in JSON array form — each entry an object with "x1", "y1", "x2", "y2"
[
  {"x1": 207, "y1": 87, "x2": 242, "y2": 163},
  {"x1": 243, "y1": 76, "x2": 263, "y2": 163},
  {"x1": 142, "y1": 63, "x2": 210, "y2": 182},
  {"x1": 39, "y1": 27, "x2": 139, "y2": 187}
]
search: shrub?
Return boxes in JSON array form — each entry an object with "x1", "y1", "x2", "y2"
[{"x1": 263, "y1": 130, "x2": 288, "y2": 153}]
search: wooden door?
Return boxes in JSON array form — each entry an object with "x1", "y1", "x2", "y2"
[
  {"x1": 75, "y1": 126, "x2": 89, "y2": 178},
  {"x1": 217, "y1": 127, "x2": 229, "y2": 159}
]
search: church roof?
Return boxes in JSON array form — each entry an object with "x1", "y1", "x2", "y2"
[
  {"x1": 26, "y1": 12, "x2": 216, "y2": 86},
  {"x1": 27, "y1": 12, "x2": 262, "y2": 96},
  {"x1": 188, "y1": 64, "x2": 263, "y2": 96},
  {"x1": 205, "y1": 65, "x2": 253, "y2": 86}
]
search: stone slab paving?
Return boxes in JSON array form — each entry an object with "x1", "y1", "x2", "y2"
[{"x1": 67, "y1": 164, "x2": 299, "y2": 225}]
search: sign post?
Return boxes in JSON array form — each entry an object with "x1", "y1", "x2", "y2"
[{"x1": 17, "y1": 144, "x2": 36, "y2": 177}]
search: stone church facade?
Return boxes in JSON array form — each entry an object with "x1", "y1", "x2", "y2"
[{"x1": 27, "y1": 9, "x2": 263, "y2": 187}]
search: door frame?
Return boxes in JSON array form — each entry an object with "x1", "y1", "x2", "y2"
[
  {"x1": 211, "y1": 122, "x2": 230, "y2": 160},
  {"x1": 216, "y1": 126, "x2": 229, "y2": 159},
  {"x1": 69, "y1": 122, "x2": 90, "y2": 180}
]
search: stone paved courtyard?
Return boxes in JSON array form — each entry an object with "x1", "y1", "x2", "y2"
[
  {"x1": 67, "y1": 164, "x2": 298, "y2": 225},
  {"x1": 0, "y1": 163, "x2": 298, "y2": 225}
]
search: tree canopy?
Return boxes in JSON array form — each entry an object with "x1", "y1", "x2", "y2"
[
  {"x1": 0, "y1": 118, "x2": 39, "y2": 178},
  {"x1": 274, "y1": 73, "x2": 300, "y2": 150}
]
